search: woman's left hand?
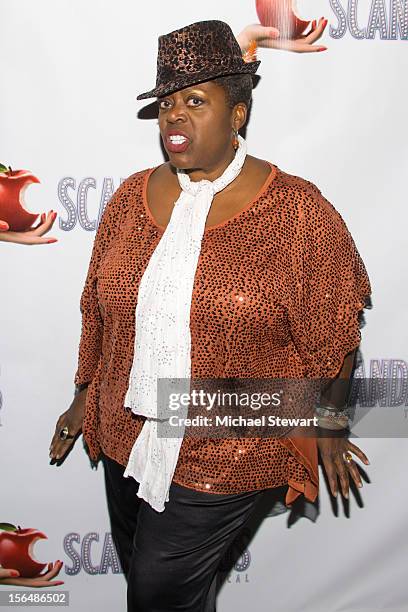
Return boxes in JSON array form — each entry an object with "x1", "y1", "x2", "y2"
[
  {"x1": 317, "y1": 437, "x2": 370, "y2": 499},
  {"x1": 237, "y1": 17, "x2": 328, "y2": 54}
]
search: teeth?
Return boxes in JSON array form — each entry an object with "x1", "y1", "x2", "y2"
[{"x1": 169, "y1": 135, "x2": 187, "y2": 143}]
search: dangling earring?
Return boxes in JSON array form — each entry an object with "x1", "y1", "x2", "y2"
[{"x1": 232, "y1": 128, "x2": 239, "y2": 151}]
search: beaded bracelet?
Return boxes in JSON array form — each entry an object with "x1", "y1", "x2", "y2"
[{"x1": 315, "y1": 404, "x2": 351, "y2": 431}]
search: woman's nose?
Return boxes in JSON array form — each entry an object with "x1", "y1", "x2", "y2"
[{"x1": 166, "y1": 100, "x2": 187, "y2": 122}]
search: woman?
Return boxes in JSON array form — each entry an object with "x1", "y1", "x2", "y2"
[{"x1": 49, "y1": 19, "x2": 371, "y2": 612}]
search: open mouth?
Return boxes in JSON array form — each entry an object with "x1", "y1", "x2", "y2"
[{"x1": 164, "y1": 133, "x2": 191, "y2": 153}]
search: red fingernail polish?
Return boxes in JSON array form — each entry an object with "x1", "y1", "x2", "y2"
[
  {"x1": 317, "y1": 47, "x2": 327, "y2": 52},
  {"x1": 10, "y1": 570, "x2": 20, "y2": 577},
  {"x1": 47, "y1": 239, "x2": 58, "y2": 244}
]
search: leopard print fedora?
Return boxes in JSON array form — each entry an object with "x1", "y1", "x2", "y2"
[{"x1": 136, "y1": 19, "x2": 261, "y2": 100}]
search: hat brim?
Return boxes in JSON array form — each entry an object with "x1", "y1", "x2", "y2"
[{"x1": 136, "y1": 60, "x2": 261, "y2": 100}]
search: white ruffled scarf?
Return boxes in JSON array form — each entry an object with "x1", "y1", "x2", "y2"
[{"x1": 123, "y1": 134, "x2": 247, "y2": 512}]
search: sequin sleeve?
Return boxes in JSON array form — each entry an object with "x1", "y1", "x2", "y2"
[
  {"x1": 73, "y1": 181, "x2": 127, "y2": 386},
  {"x1": 287, "y1": 183, "x2": 372, "y2": 380}
]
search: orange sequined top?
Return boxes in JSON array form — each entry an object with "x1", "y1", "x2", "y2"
[{"x1": 74, "y1": 161, "x2": 371, "y2": 507}]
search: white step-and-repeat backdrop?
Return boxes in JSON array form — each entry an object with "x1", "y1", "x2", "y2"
[{"x1": 1, "y1": 1, "x2": 407, "y2": 610}]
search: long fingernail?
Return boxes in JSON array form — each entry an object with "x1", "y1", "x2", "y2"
[
  {"x1": 47, "y1": 239, "x2": 58, "y2": 244},
  {"x1": 317, "y1": 47, "x2": 327, "y2": 52}
]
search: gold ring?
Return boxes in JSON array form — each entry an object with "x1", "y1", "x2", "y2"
[
  {"x1": 59, "y1": 426, "x2": 70, "y2": 441},
  {"x1": 343, "y1": 451, "x2": 353, "y2": 463}
]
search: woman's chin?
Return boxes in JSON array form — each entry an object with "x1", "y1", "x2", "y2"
[{"x1": 168, "y1": 156, "x2": 195, "y2": 170}]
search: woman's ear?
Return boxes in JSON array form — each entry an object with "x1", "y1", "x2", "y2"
[{"x1": 233, "y1": 102, "x2": 248, "y2": 131}]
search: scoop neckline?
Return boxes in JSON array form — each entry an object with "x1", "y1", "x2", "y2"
[{"x1": 142, "y1": 160, "x2": 278, "y2": 234}]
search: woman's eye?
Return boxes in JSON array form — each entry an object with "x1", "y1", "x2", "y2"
[
  {"x1": 158, "y1": 97, "x2": 203, "y2": 110},
  {"x1": 188, "y1": 97, "x2": 203, "y2": 106}
]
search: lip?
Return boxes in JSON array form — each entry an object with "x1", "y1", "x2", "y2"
[{"x1": 163, "y1": 129, "x2": 191, "y2": 154}]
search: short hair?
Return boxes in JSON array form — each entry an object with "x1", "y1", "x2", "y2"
[{"x1": 212, "y1": 73, "x2": 254, "y2": 115}]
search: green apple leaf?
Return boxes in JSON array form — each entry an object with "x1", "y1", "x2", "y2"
[
  {"x1": 0, "y1": 164, "x2": 9, "y2": 174},
  {"x1": 0, "y1": 522, "x2": 17, "y2": 532}
]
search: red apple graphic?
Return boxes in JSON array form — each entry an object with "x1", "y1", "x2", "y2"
[
  {"x1": 0, "y1": 163, "x2": 40, "y2": 231},
  {"x1": 256, "y1": 0, "x2": 311, "y2": 39},
  {"x1": 0, "y1": 523, "x2": 47, "y2": 578}
]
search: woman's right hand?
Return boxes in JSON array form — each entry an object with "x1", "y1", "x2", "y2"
[{"x1": 49, "y1": 389, "x2": 87, "y2": 462}]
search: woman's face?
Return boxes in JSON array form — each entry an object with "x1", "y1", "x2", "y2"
[{"x1": 157, "y1": 80, "x2": 246, "y2": 171}]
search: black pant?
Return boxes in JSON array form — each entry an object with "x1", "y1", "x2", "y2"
[{"x1": 102, "y1": 453, "x2": 265, "y2": 612}]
